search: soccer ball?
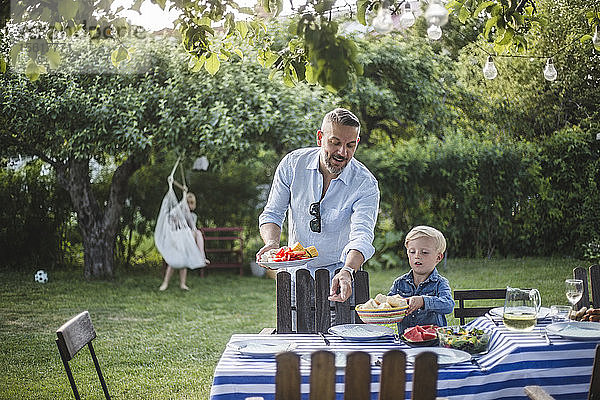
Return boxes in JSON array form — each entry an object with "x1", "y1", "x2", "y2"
[{"x1": 34, "y1": 270, "x2": 48, "y2": 284}]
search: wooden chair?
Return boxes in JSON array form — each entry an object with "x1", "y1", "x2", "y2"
[
  {"x1": 453, "y1": 289, "x2": 507, "y2": 325},
  {"x1": 525, "y1": 343, "x2": 600, "y2": 400},
  {"x1": 266, "y1": 268, "x2": 370, "y2": 334},
  {"x1": 573, "y1": 266, "x2": 591, "y2": 310},
  {"x1": 55, "y1": 311, "x2": 111, "y2": 400},
  {"x1": 275, "y1": 349, "x2": 439, "y2": 400},
  {"x1": 589, "y1": 264, "x2": 600, "y2": 308}
]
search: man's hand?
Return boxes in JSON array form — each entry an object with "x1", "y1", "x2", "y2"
[
  {"x1": 255, "y1": 241, "x2": 280, "y2": 269},
  {"x1": 328, "y1": 269, "x2": 353, "y2": 302},
  {"x1": 406, "y1": 296, "x2": 424, "y2": 315}
]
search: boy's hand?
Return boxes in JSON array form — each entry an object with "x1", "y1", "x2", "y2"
[{"x1": 406, "y1": 296, "x2": 424, "y2": 315}]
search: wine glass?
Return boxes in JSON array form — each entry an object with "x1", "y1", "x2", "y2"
[{"x1": 565, "y1": 279, "x2": 583, "y2": 326}]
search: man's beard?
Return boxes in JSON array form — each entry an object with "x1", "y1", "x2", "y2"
[{"x1": 321, "y1": 148, "x2": 348, "y2": 175}]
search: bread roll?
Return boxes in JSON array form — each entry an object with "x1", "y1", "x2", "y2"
[
  {"x1": 361, "y1": 299, "x2": 378, "y2": 309},
  {"x1": 374, "y1": 293, "x2": 387, "y2": 305},
  {"x1": 387, "y1": 295, "x2": 407, "y2": 308}
]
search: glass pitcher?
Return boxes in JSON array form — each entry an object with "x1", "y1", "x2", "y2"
[{"x1": 503, "y1": 286, "x2": 541, "y2": 332}]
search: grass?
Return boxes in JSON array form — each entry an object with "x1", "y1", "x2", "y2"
[{"x1": 0, "y1": 257, "x2": 586, "y2": 399}]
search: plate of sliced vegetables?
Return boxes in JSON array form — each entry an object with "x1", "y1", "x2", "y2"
[
  {"x1": 258, "y1": 242, "x2": 319, "y2": 268},
  {"x1": 259, "y1": 258, "x2": 319, "y2": 269}
]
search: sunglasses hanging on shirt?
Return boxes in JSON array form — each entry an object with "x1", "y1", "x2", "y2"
[{"x1": 309, "y1": 202, "x2": 321, "y2": 233}]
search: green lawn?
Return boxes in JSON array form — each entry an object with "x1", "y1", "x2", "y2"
[{"x1": 0, "y1": 257, "x2": 585, "y2": 399}]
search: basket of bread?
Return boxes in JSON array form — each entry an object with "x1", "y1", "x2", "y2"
[
  {"x1": 355, "y1": 293, "x2": 409, "y2": 324},
  {"x1": 571, "y1": 307, "x2": 600, "y2": 322}
]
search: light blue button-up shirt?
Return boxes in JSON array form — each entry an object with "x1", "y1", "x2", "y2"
[{"x1": 259, "y1": 147, "x2": 379, "y2": 267}]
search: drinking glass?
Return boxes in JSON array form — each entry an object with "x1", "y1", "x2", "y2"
[
  {"x1": 565, "y1": 279, "x2": 583, "y2": 327},
  {"x1": 549, "y1": 305, "x2": 572, "y2": 323}
]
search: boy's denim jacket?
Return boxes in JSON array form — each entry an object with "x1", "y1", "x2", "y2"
[{"x1": 388, "y1": 268, "x2": 455, "y2": 332}]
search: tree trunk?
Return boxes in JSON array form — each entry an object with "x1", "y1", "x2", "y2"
[{"x1": 54, "y1": 153, "x2": 146, "y2": 279}]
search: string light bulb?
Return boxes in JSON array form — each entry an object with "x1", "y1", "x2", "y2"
[
  {"x1": 372, "y1": 6, "x2": 394, "y2": 34},
  {"x1": 543, "y1": 58, "x2": 557, "y2": 81},
  {"x1": 398, "y1": 2, "x2": 416, "y2": 29},
  {"x1": 593, "y1": 26, "x2": 600, "y2": 51},
  {"x1": 425, "y1": 0, "x2": 449, "y2": 27},
  {"x1": 483, "y1": 56, "x2": 498, "y2": 80},
  {"x1": 427, "y1": 24, "x2": 442, "y2": 40}
]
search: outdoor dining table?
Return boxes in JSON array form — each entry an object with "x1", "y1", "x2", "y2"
[{"x1": 209, "y1": 316, "x2": 600, "y2": 400}]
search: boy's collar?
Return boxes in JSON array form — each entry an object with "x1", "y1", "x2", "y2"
[{"x1": 406, "y1": 268, "x2": 440, "y2": 283}]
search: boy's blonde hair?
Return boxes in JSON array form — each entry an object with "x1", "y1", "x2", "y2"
[
  {"x1": 186, "y1": 192, "x2": 196, "y2": 202},
  {"x1": 404, "y1": 225, "x2": 447, "y2": 254}
]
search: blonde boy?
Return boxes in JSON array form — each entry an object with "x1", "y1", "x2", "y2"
[{"x1": 388, "y1": 225, "x2": 455, "y2": 332}]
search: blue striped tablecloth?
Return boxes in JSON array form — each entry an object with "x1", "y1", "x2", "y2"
[{"x1": 210, "y1": 317, "x2": 599, "y2": 400}]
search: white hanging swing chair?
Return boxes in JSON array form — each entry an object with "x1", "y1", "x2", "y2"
[{"x1": 154, "y1": 157, "x2": 207, "y2": 269}]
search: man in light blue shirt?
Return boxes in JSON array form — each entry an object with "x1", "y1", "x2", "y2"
[{"x1": 256, "y1": 108, "x2": 379, "y2": 302}]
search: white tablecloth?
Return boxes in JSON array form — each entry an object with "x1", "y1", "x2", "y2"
[{"x1": 210, "y1": 317, "x2": 598, "y2": 400}]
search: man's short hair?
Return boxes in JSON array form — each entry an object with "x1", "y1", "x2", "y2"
[
  {"x1": 322, "y1": 108, "x2": 360, "y2": 135},
  {"x1": 404, "y1": 225, "x2": 447, "y2": 255}
]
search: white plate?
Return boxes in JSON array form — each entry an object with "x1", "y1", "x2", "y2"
[
  {"x1": 546, "y1": 322, "x2": 600, "y2": 340},
  {"x1": 258, "y1": 257, "x2": 318, "y2": 269},
  {"x1": 228, "y1": 340, "x2": 297, "y2": 357},
  {"x1": 328, "y1": 324, "x2": 394, "y2": 341},
  {"x1": 404, "y1": 347, "x2": 472, "y2": 366},
  {"x1": 489, "y1": 306, "x2": 551, "y2": 319}
]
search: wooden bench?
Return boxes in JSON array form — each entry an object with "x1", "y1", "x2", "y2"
[{"x1": 199, "y1": 227, "x2": 244, "y2": 277}]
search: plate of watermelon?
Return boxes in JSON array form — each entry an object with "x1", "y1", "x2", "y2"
[{"x1": 401, "y1": 325, "x2": 439, "y2": 347}]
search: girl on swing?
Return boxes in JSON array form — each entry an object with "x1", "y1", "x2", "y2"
[{"x1": 159, "y1": 192, "x2": 210, "y2": 291}]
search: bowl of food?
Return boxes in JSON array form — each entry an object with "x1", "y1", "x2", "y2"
[
  {"x1": 401, "y1": 325, "x2": 439, "y2": 347},
  {"x1": 437, "y1": 326, "x2": 490, "y2": 354},
  {"x1": 355, "y1": 293, "x2": 408, "y2": 324}
]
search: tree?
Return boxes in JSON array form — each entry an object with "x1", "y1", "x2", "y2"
[
  {"x1": 1, "y1": 0, "x2": 598, "y2": 92},
  {"x1": 0, "y1": 37, "x2": 333, "y2": 278},
  {"x1": 449, "y1": 0, "x2": 600, "y2": 141},
  {"x1": 338, "y1": 34, "x2": 462, "y2": 145}
]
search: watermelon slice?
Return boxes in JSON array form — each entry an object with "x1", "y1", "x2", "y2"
[
  {"x1": 421, "y1": 331, "x2": 437, "y2": 340},
  {"x1": 403, "y1": 325, "x2": 439, "y2": 342},
  {"x1": 403, "y1": 328, "x2": 423, "y2": 342}
]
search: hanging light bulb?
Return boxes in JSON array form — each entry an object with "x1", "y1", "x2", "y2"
[
  {"x1": 427, "y1": 24, "x2": 442, "y2": 40},
  {"x1": 593, "y1": 26, "x2": 600, "y2": 51},
  {"x1": 482, "y1": 56, "x2": 497, "y2": 80},
  {"x1": 425, "y1": 0, "x2": 449, "y2": 27},
  {"x1": 372, "y1": 6, "x2": 394, "y2": 34},
  {"x1": 543, "y1": 58, "x2": 557, "y2": 82},
  {"x1": 398, "y1": 2, "x2": 416, "y2": 29}
]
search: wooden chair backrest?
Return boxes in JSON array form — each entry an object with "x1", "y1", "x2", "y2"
[
  {"x1": 453, "y1": 289, "x2": 507, "y2": 325},
  {"x1": 56, "y1": 311, "x2": 96, "y2": 361},
  {"x1": 589, "y1": 264, "x2": 600, "y2": 309},
  {"x1": 574, "y1": 266, "x2": 591, "y2": 310},
  {"x1": 276, "y1": 349, "x2": 438, "y2": 400},
  {"x1": 276, "y1": 268, "x2": 370, "y2": 333}
]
